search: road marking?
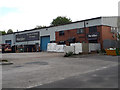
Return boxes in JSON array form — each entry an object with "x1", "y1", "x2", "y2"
[
  {"x1": 26, "y1": 64, "x2": 118, "y2": 88},
  {"x1": 102, "y1": 67, "x2": 107, "y2": 69},
  {"x1": 95, "y1": 69, "x2": 100, "y2": 70},
  {"x1": 27, "y1": 83, "x2": 43, "y2": 88}
]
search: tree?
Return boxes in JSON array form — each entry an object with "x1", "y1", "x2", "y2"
[
  {"x1": 34, "y1": 25, "x2": 47, "y2": 29},
  {"x1": 0, "y1": 31, "x2": 6, "y2": 35},
  {"x1": 7, "y1": 29, "x2": 13, "y2": 34},
  {"x1": 51, "y1": 16, "x2": 72, "y2": 26}
]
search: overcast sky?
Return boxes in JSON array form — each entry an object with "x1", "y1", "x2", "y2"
[{"x1": 0, "y1": 0, "x2": 119, "y2": 32}]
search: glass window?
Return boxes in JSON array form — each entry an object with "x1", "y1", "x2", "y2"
[
  {"x1": 77, "y1": 28, "x2": 84, "y2": 34},
  {"x1": 59, "y1": 31, "x2": 64, "y2": 36},
  {"x1": 89, "y1": 26, "x2": 97, "y2": 33}
]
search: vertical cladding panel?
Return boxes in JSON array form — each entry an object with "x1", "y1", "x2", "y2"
[
  {"x1": 85, "y1": 19, "x2": 102, "y2": 27},
  {"x1": 2, "y1": 34, "x2": 15, "y2": 46},
  {"x1": 101, "y1": 17, "x2": 118, "y2": 27}
]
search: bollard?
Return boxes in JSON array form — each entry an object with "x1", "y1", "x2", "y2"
[
  {"x1": 27, "y1": 48, "x2": 28, "y2": 52},
  {"x1": 32, "y1": 48, "x2": 33, "y2": 52}
]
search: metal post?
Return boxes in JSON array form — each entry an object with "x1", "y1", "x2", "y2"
[{"x1": 32, "y1": 48, "x2": 33, "y2": 52}]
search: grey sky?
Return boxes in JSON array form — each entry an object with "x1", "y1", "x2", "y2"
[{"x1": 0, "y1": 0, "x2": 119, "y2": 32}]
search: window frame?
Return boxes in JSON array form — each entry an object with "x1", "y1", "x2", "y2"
[
  {"x1": 77, "y1": 28, "x2": 84, "y2": 34},
  {"x1": 59, "y1": 31, "x2": 64, "y2": 36},
  {"x1": 89, "y1": 26, "x2": 97, "y2": 33}
]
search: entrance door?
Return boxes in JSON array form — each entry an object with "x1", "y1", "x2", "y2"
[{"x1": 40, "y1": 36, "x2": 50, "y2": 51}]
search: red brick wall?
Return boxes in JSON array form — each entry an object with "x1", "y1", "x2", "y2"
[
  {"x1": 55, "y1": 25, "x2": 117, "y2": 48},
  {"x1": 100, "y1": 26, "x2": 117, "y2": 48},
  {"x1": 55, "y1": 29, "x2": 86, "y2": 45},
  {"x1": 101, "y1": 26, "x2": 117, "y2": 40}
]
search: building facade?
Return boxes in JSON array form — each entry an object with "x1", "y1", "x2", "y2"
[
  {"x1": 55, "y1": 25, "x2": 117, "y2": 48},
  {"x1": 1, "y1": 17, "x2": 118, "y2": 52}
]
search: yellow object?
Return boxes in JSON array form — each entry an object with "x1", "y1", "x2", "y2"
[{"x1": 105, "y1": 49, "x2": 117, "y2": 56}]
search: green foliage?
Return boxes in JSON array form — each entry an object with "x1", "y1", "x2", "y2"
[
  {"x1": 0, "y1": 31, "x2": 6, "y2": 35},
  {"x1": 118, "y1": 33, "x2": 120, "y2": 40},
  {"x1": 51, "y1": 16, "x2": 72, "y2": 26},
  {"x1": 34, "y1": 25, "x2": 47, "y2": 29},
  {"x1": 97, "y1": 49, "x2": 106, "y2": 54},
  {"x1": 64, "y1": 52, "x2": 73, "y2": 57},
  {"x1": 7, "y1": 29, "x2": 13, "y2": 34},
  {"x1": 1, "y1": 60, "x2": 8, "y2": 62}
]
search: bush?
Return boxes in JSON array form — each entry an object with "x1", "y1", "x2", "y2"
[
  {"x1": 101, "y1": 49, "x2": 106, "y2": 53},
  {"x1": 1, "y1": 60, "x2": 8, "y2": 62},
  {"x1": 97, "y1": 49, "x2": 106, "y2": 54},
  {"x1": 64, "y1": 52, "x2": 73, "y2": 57}
]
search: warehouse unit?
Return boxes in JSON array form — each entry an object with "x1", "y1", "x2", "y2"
[
  {"x1": 55, "y1": 17, "x2": 118, "y2": 49},
  {"x1": 15, "y1": 30, "x2": 40, "y2": 52},
  {"x1": 1, "y1": 17, "x2": 118, "y2": 52},
  {"x1": 2, "y1": 34, "x2": 15, "y2": 46}
]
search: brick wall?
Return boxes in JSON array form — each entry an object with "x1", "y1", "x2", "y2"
[
  {"x1": 55, "y1": 29, "x2": 86, "y2": 45},
  {"x1": 55, "y1": 25, "x2": 117, "y2": 48}
]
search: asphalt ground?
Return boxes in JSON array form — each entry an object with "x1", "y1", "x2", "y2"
[
  {"x1": 1, "y1": 52, "x2": 119, "y2": 89},
  {"x1": 32, "y1": 65, "x2": 118, "y2": 88}
]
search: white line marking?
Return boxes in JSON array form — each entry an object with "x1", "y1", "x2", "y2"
[{"x1": 26, "y1": 64, "x2": 118, "y2": 88}]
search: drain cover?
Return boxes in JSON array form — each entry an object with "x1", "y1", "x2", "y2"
[{"x1": 25, "y1": 61, "x2": 48, "y2": 65}]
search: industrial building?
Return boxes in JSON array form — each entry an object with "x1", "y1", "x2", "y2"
[{"x1": 1, "y1": 17, "x2": 118, "y2": 52}]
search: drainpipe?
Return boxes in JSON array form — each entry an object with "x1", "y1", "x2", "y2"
[{"x1": 84, "y1": 21, "x2": 87, "y2": 42}]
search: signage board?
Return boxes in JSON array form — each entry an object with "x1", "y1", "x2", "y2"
[
  {"x1": 87, "y1": 32, "x2": 100, "y2": 38},
  {"x1": 16, "y1": 32, "x2": 39, "y2": 42}
]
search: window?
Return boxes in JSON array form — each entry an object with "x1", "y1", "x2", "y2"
[
  {"x1": 77, "y1": 28, "x2": 84, "y2": 34},
  {"x1": 5, "y1": 40, "x2": 12, "y2": 45},
  {"x1": 59, "y1": 31, "x2": 64, "y2": 36},
  {"x1": 89, "y1": 26, "x2": 97, "y2": 33}
]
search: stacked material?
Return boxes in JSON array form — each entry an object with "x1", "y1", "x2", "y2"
[
  {"x1": 48, "y1": 43, "x2": 101, "y2": 54},
  {"x1": 64, "y1": 46, "x2": 75, "y2": 54},
  {"x1": 70, "y1": 43, "x2": 82, "y2": 54},
  {"x1": 56, "y1": 45, "x2": 65, "y2": 52},
  {"x1": 64, "y1": 43, "x2": 82, "y2": 54},
  {"x1": 47, "y1": 43, "x2": 65, "y2": 52},
  {"x1": 47, "y1": 43, "x2": 57, "y2": 52}
]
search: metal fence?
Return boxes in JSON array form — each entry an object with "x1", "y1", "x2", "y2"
[{"x1": 103, "y1": 39, "x2": 117, "y2": 49}]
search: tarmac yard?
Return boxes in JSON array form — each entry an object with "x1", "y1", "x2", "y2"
[{"x1": 1, "y1": 52, "x2": 119, "y2": 88}]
